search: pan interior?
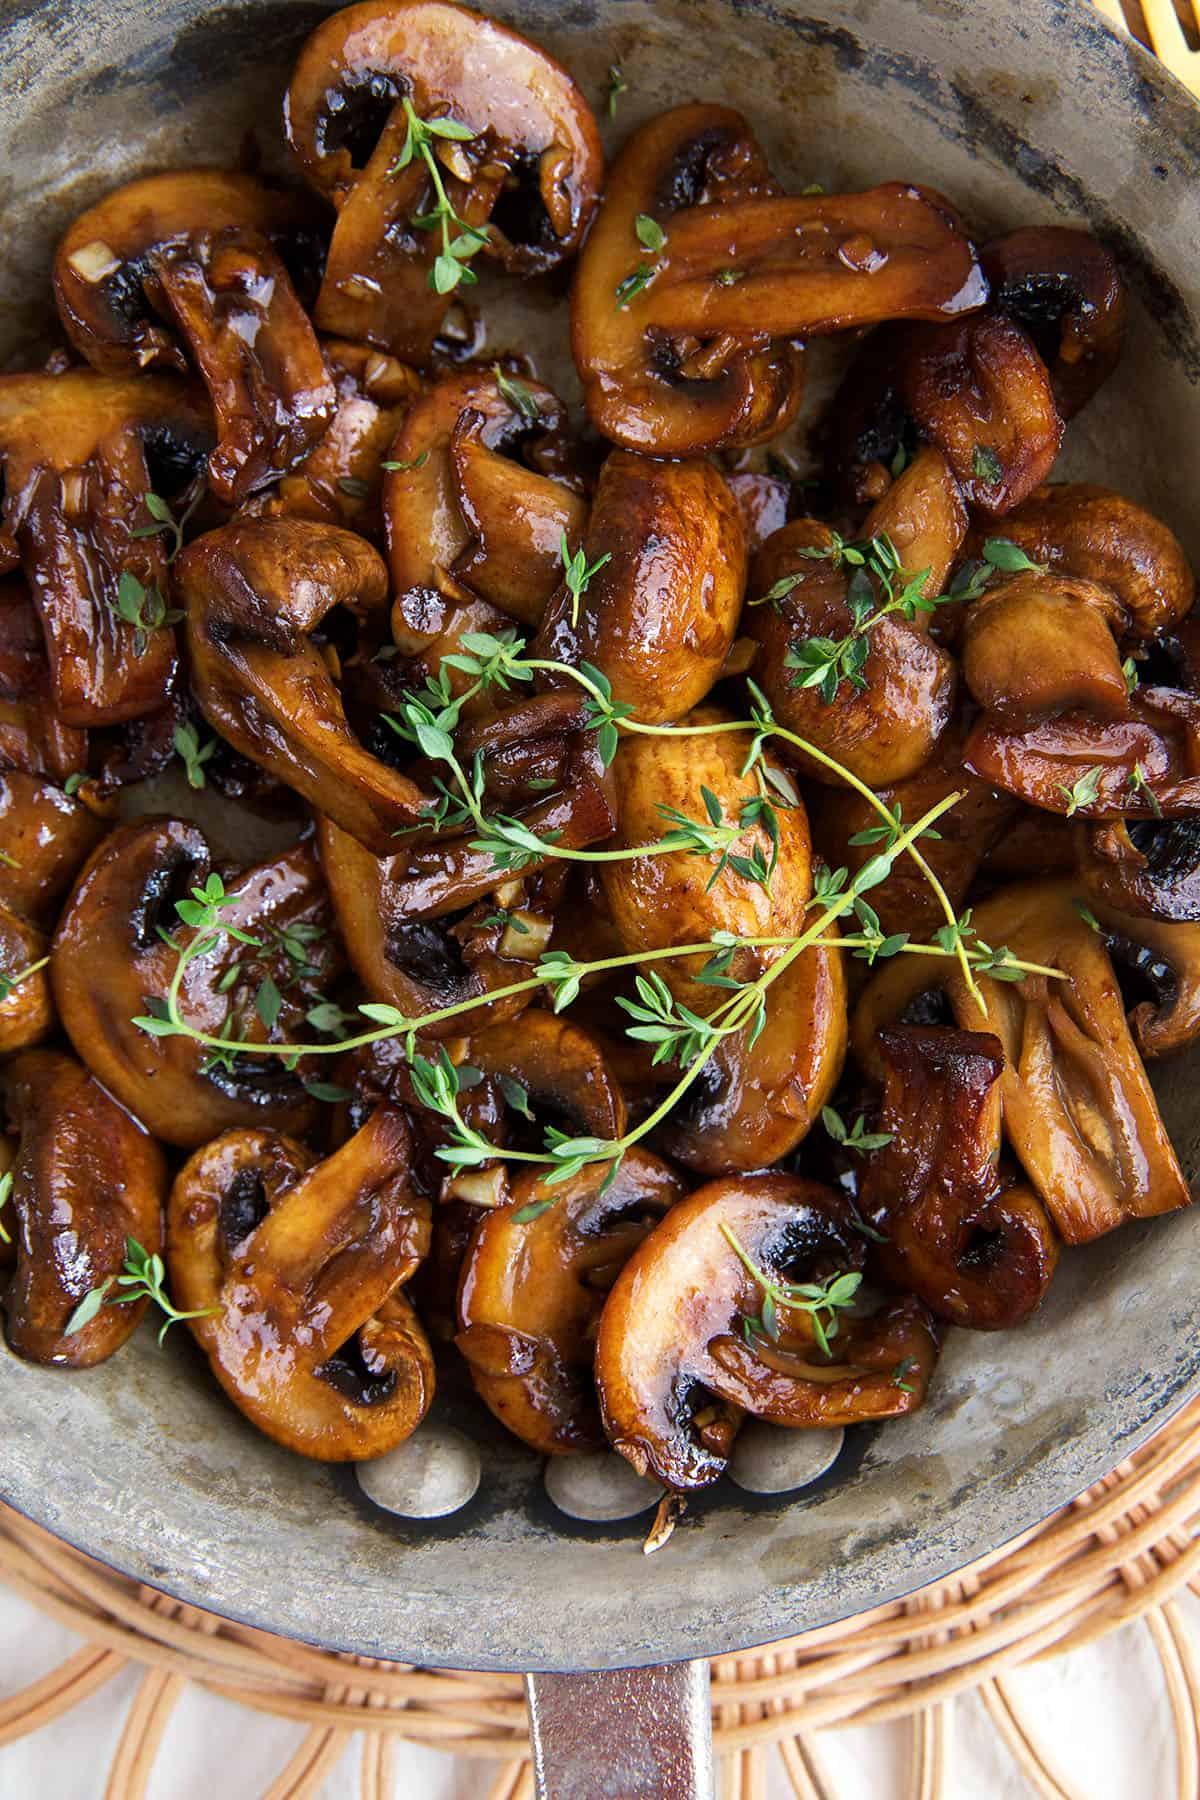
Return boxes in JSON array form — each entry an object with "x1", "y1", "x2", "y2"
[{"x1": 3, "y1": 0, "x2": 1200, "y2": 1673}]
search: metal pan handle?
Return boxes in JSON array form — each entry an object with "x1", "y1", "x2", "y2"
[{"x1": 525, "y1": 1659, "x2": 713, "y2": 1798}]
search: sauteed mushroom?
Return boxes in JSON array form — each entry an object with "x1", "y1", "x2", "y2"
[
  {"x1": 534, "y1": 453, "x2": 745, "y2": 724},
  {"x1": 1077, "y1": 897, "x2": 1200, "y2": 1060},
  {"x1": 861, "y1": 1025, "x2": 1059, "y2": 1330},
  {"x1": 52, "y1": 819, "x2": 339, "y2": 1146},
  {"x1": 167, "y1": 1110, "x2": 434, "y2": 1459},
  {"x1": 0, "y1": 772, "x2": 105, "y2": 921},
  {"x1": 179, "y1": 516, "x2": 428, "y2": 850},
  {"x1": 961, "y1": 571, "x2": 1130, "y2": 725},
  {"x1": 0, "y1": 907, "x2": 51, "y2": 1054},
  {"x1": 0, "y1": 580, "x2": 89, "y2": 780},
  {"x1": 285, "y1": 0, "x2": 602, "y2": 359},
  {"x1": 456, "y1": 1148, "x2": 684, "y2": 1454},
  {"x1": 861, "y1": 448, "x2": 967, "y2": 601},
  {"x1": 1079, "y1": 816, "x2": 1200, "y2": 922},
  {"x1": 0, "y1": 371, "x2": 211, "y2": 724},
  {"x1": 467, "y1": 1006, "x2": 628, "y2": 1146},
  {"x1": 571, "y1": 104, "x2": 804, "y2": 455},
  {"x1": 3, "y1": 1048, "x2": 166, "y2": 1367},
  {"x1": 596, "y1": 1174, "x2": 937, "y2": 1489},
  {"x1": 54, "y1": 170, "x2": 334, "y2": 503},
  {"x1": 982, "y1": 227, "x2": 1126, "y2": 418}
]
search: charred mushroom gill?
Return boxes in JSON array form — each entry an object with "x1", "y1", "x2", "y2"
[
  {"x1": 0, "y1": 371, "x2": 212, "y2": 725},
  {"x1": 851, "y1": 880, "x2": 1191, "y2": 1243},
  {"x1": 3, "y1": 1048, "x2": 167, "y2": 1367},
  {"x1": 1076, "y1": 898, "x2": 1200, "y2": 1061},
  {"x1": 571, "y1": 104, "x2": 804, "y2": 456},
  {"x1": 178, "y1": 516, "x2": 428, "y2": 851},
  {"x1": 284, "y1": 0, "x2": 602, "y2": 359},
  {"x1": 54, "y1": 170, "x2": 334, "y2": 503},
  {"x1": 167, "y1": 1111, "x2": 433, "y2": 1460},
  {"x1": 456, "y1": 1148, "x2": 685, "y2": 1454},
  {"x1": 1079, "y1": 815, "x2": 1200, "y2": 923},
  {"x1": 861, "y1": 1025, "x2": 1059, "y2": 1330},
  {"x1": 746, "y1": 520, "x2": 956, "y2": 787},
  {"x1": 982, "y1": 228, "x2": 1126, "y2": 420},
  {"x1": 595, "y1": 1173, "x2": 938, "y2": 1490},
  {"x1": 52, "y1": 819, "x2": 341, "y2": 1147},
  {"x1": 534, "y1": 452, "x2": 746, "y2": 725},
  {"x1": 384, "y1": 369, "x2": 586, "y2": 625}
]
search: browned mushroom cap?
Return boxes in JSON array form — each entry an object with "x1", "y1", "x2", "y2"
[
  {"x1": 384, "y1": 369, "x2": 585, "y2": 625},
  {"x1": 455, "y1": 1148, "x2": 686, "y2": 1455},
  {"x1": 1077, "y1": 897, "x2": 1200, "y2": 1059},
  {"x1": 961, "y1": 571, "x2": 1130, "y2": 725},
  {"x1": 0, "y1": 372, "x2": 211, "y2": 725},
  {"x1": 571, "y1": 104, "x2": 804, "y2": 456},
  {"x1": 52, "y1": 818, "x2": 340, "y2": 1147},
  {"x1": 54, "y1": 170, "x2": 333, "y2": 505},
  {"x1": 861, "y1": 448, "x2": 967, "y2": 603},
  {"x1": 860, "y1": 1025, "x2": 1058, "y2": 1330},
  {"x1": 468, "y1": 1007, "x2": 628, "y2": 1145},
  {"x1": 0, "y1": 580, "x2": 89, "y2": 780},
  {"x1": 725, "y1": 473, "x2": 791, "y2": 555},
  {"x1": 178, "y1": 516, "x2": 428, "y2": 851},
  {"x1": 1078, "y1": 816, "x2": 1200, "y2": 923},
  {"x1": 599, "y1": 719, "x2": 812, "y2": 1017},
  {"x1": 597, "y1": 1174, "x2": 935, "y2": 1488},
  {"x1": 746, "y1": 520, "x2": 956, "y2": 787},
  {"x1": 534, "y1": 453, "x2": 745, "y2": 725},
  {"x1": 285, "y1": 0, "x2": 602, "y2": 359},
  {"x1": 983, "y1": 228, "x2": 1126, "y2": 418},
  {"x1": 989, "y1": 485, "x2": 1195, "y2": 638},
  {"x1": 658, "y1": 940, "x2": 846, "y2": 1176},
  {"x1": 641, "y1": 182, "x2": 985, "y2": 336},
  {"x1": 167, "y1": 1111, "x2": 434, "y2": 1460},
  {"x1": 0, "y1": 773, "x2": 105, "y2": 922},
  {"x1": 811, "y1": 724, "x2": 1017, "y2": 941},
  {"x1": 0, "y1": 905, "x2": 51, "y2": 1054},
  {"x1": 852, "y1": 879, "x2": 1191, "y2": 1242},
  {"x1": 3, "y1": 1048, "x2": 167, "y2": 1367}
]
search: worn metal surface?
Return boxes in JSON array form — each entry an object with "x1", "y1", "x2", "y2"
[
  {"x1": 3, "y1": 0, "x2": 1200, "y2": 1675},
  {"x1": 527, "y1": 1662, "x2": 714, "y2": 1798}
]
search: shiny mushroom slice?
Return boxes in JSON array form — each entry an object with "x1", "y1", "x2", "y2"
[
  {"x1": 533, "y1": 452, "x2": 746, "y2": 725},
  {"x1": 861, "y1": 1025, "x2": 1059, "y2": 1330},
  {"x1": 167, "y1": 1111, "x2": 434, "y2": 1460},
  {"x1": 596, "y1": 1173, "x2": 936, "y2": 1490},
  {"x1": 3, "y1": 1048, "x2": 167, "y2": 1367},
  {"x1": 982, "y1": 228, "x2": 1126, "y2": 419},
  {"x1": 178, "y1": 516, "x2": 428, "y2": 850},
  {"x1": 0, "y1": 579, "x2": 89, "y2": 780},
  {"x1": 571, "y1": 104, "x2": 804, "y2": 456},
  {"x1": 1078, "y1": 816, "x2": 1200, "y2": 923},
  {"x1": 384, "y1": 368, "x2": 585, "y2": 625},
  {"x1": 746, "y1": 519, "x2": 956, "y2": 787},
  {"x1": 0, "y1": 904, "x2": 52, "y2": 1054},
  {"x1": 961, "y1": 570, "x2": 1131, "y2": 726},
  {"x1": 52, "y1": 818, "x2": 341, "y2": 1147},
  {"x1": 466, "y1": 1007, "x2": 629, "y2": 1148},
  {"x1": 860, "y1": 448, "x2": 968, "y2": 603},
  {"x1": 54, "y1": 170, "x2": 334, "y2": 503},
  {"x1": 0, "y1": 371, "x2": 211, "y2": 724},
  {"x1": 0, "y1": 772, "x2": 106, "y2": 922},
  {"x1": 456, "y1": 1148, "x2": 685, "y2": 1455},
  {"x1": 1077, "y1": 896, "x2": 1200, "y2": 1060},
  {"x1": 284, "y1": 0, "x2": 602, "y2": 359}
]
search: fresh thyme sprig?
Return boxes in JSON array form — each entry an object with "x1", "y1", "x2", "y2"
[
  {"x1": 173, "y1": 722, "x2": 217, "y2": 790},
  {"x1": 63, "y1": 1236, "x2": 221, "y2": 1346},
  {"x1": 560, "y1": 532, "x2": 612, "y2": 627},
  {"x1": 111, "y1": 570, "x2": 183, "y2": 656},
  {"x1": 131, "y1": 485, "x2": 204, "y2": 562},
  {"x1": 721, "y1": 1223, "x2": 863, "y2": 1355},
  {"x1": 0, "y1": 955, "x2": 50, "y2": 1005},
  {"x1": 390, "y1": 99, "x2": 489, "y2": 295}
]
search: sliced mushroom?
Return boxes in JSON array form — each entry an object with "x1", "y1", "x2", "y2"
[
  {"x1": 658, "y1": 938, "x2": 846, "y2": 1175},
  {"x1": 285, "y1": 0, "x2": 602, "y2": 359},
  {"x1": 1079, "y1": 816, "x2": 1200, "y2": 923},
  {"x1": 0, "y1": 906, "x2": 51, "y2": 1054},
  {"x1": 983, "y1": 228, "x2": 1126, "y2": 419},
  {"x1": 0, "y1": 772, "x2": 106, "y2": 922},
  {"x1": 0, "y1": 579, "x2": 89, "y2": 779},
  {"x1": 992, "y1": 485, "x2": 1194, "y2": 637},
  {"x1": 167, "y1": 1111, "x2": 434, "y2": 1459},
  {"x1": 571, "y1": 104, "x2": 804, "y2": 455},
  {"x1": 179, "y1": 515, "x2": 428, "y2": 850},
  {"x1": 746, "y1": 520, "x2": 956, "y2": 787},
  {"x1": 534, "y1": 452, "x2": 746, "y2": 724},
  {"x1": 1077, "y1": 896, "x2": 1200, "y2": 1059},
  {"x1": 861, "y1": 448, "x2": 967, "y2": 603},
  {"x1": 467, "y1": 1008, "x2": 628, "y2": 1146},
  {"x1": 725, "y1": 472, "x2": 791, "y2": 555},
  {"x1": 0, "y1": 371, "x2": 211, "y2": 724},
  {"x1": 456, "y1": 1148, "x2": 685, "y2": 1454},
  {"x1": 384, "y1": 369, "x2": 585, "y2": 624},
  {"x1": 55, "y1": 170, "x2": 334, "y2": 503},
  {"x1": 3, "y1": 1048, "x2": 167, "y2": 1367},
  {"x1": 961, "y1": 571, "x2": 1130, "y2": 725},
  {"x1": 596, "y1": 1173, "x2": 935, "y2": 1489},
  {"x1": 852, "y1": 878, "x2": 1191, "y2": 1241},
  {"x1": 861, "y1": 1025, "x2": 1058, "y2": 1329},
  {"x1": 52, "y1": 818, "x2": 340, "y2": 1147},
  {"x1": 600, "y1": 718, "x2": 812, "y2": 1017}
]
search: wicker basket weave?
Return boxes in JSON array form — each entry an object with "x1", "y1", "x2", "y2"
[{"x1": 4, "y1": 1391, "x2": 1200, "y2": 1799}]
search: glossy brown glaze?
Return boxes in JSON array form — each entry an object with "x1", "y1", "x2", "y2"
[
  {"x1": 3, "y1": 1048, "x2": 166, "y2": 1367},
  {"x1": 167, "y1": 1112, "x2": 433, "y2": 1459},
  {"x1": 285, "y1": 0, "x2": 602, "y2": 358},
  {"x1": 467, "y1": 1008, "x2": 628, "y2": 1145},
  {"x1": 983, "y1": 227, "x2": 1126, "y2": 419},
  {"x1": 534, "y1": 452, "x2": 746, "y2": 725},
  {"x1": 0, "y1": 773, "x2": 105, "y2": 921},
  {"x1": 456, "y1": 1148, "x2": 685, "y2": 1454},
  {"x1": 961, "y1": 571, "x2": 1130, "y2": 725},
  {"x1": 1081, "y1": 898, "x2": 1200, "y2": 1060},
  {"x1": 862, "y1": 448, "x2": 967, "y2": 603},
  {"x1": 571, "y1": 104, "x2": 803, "y2": 455},
  {"x1": 52, "y1": 819, "x2": 338, "y2": 1146}
]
